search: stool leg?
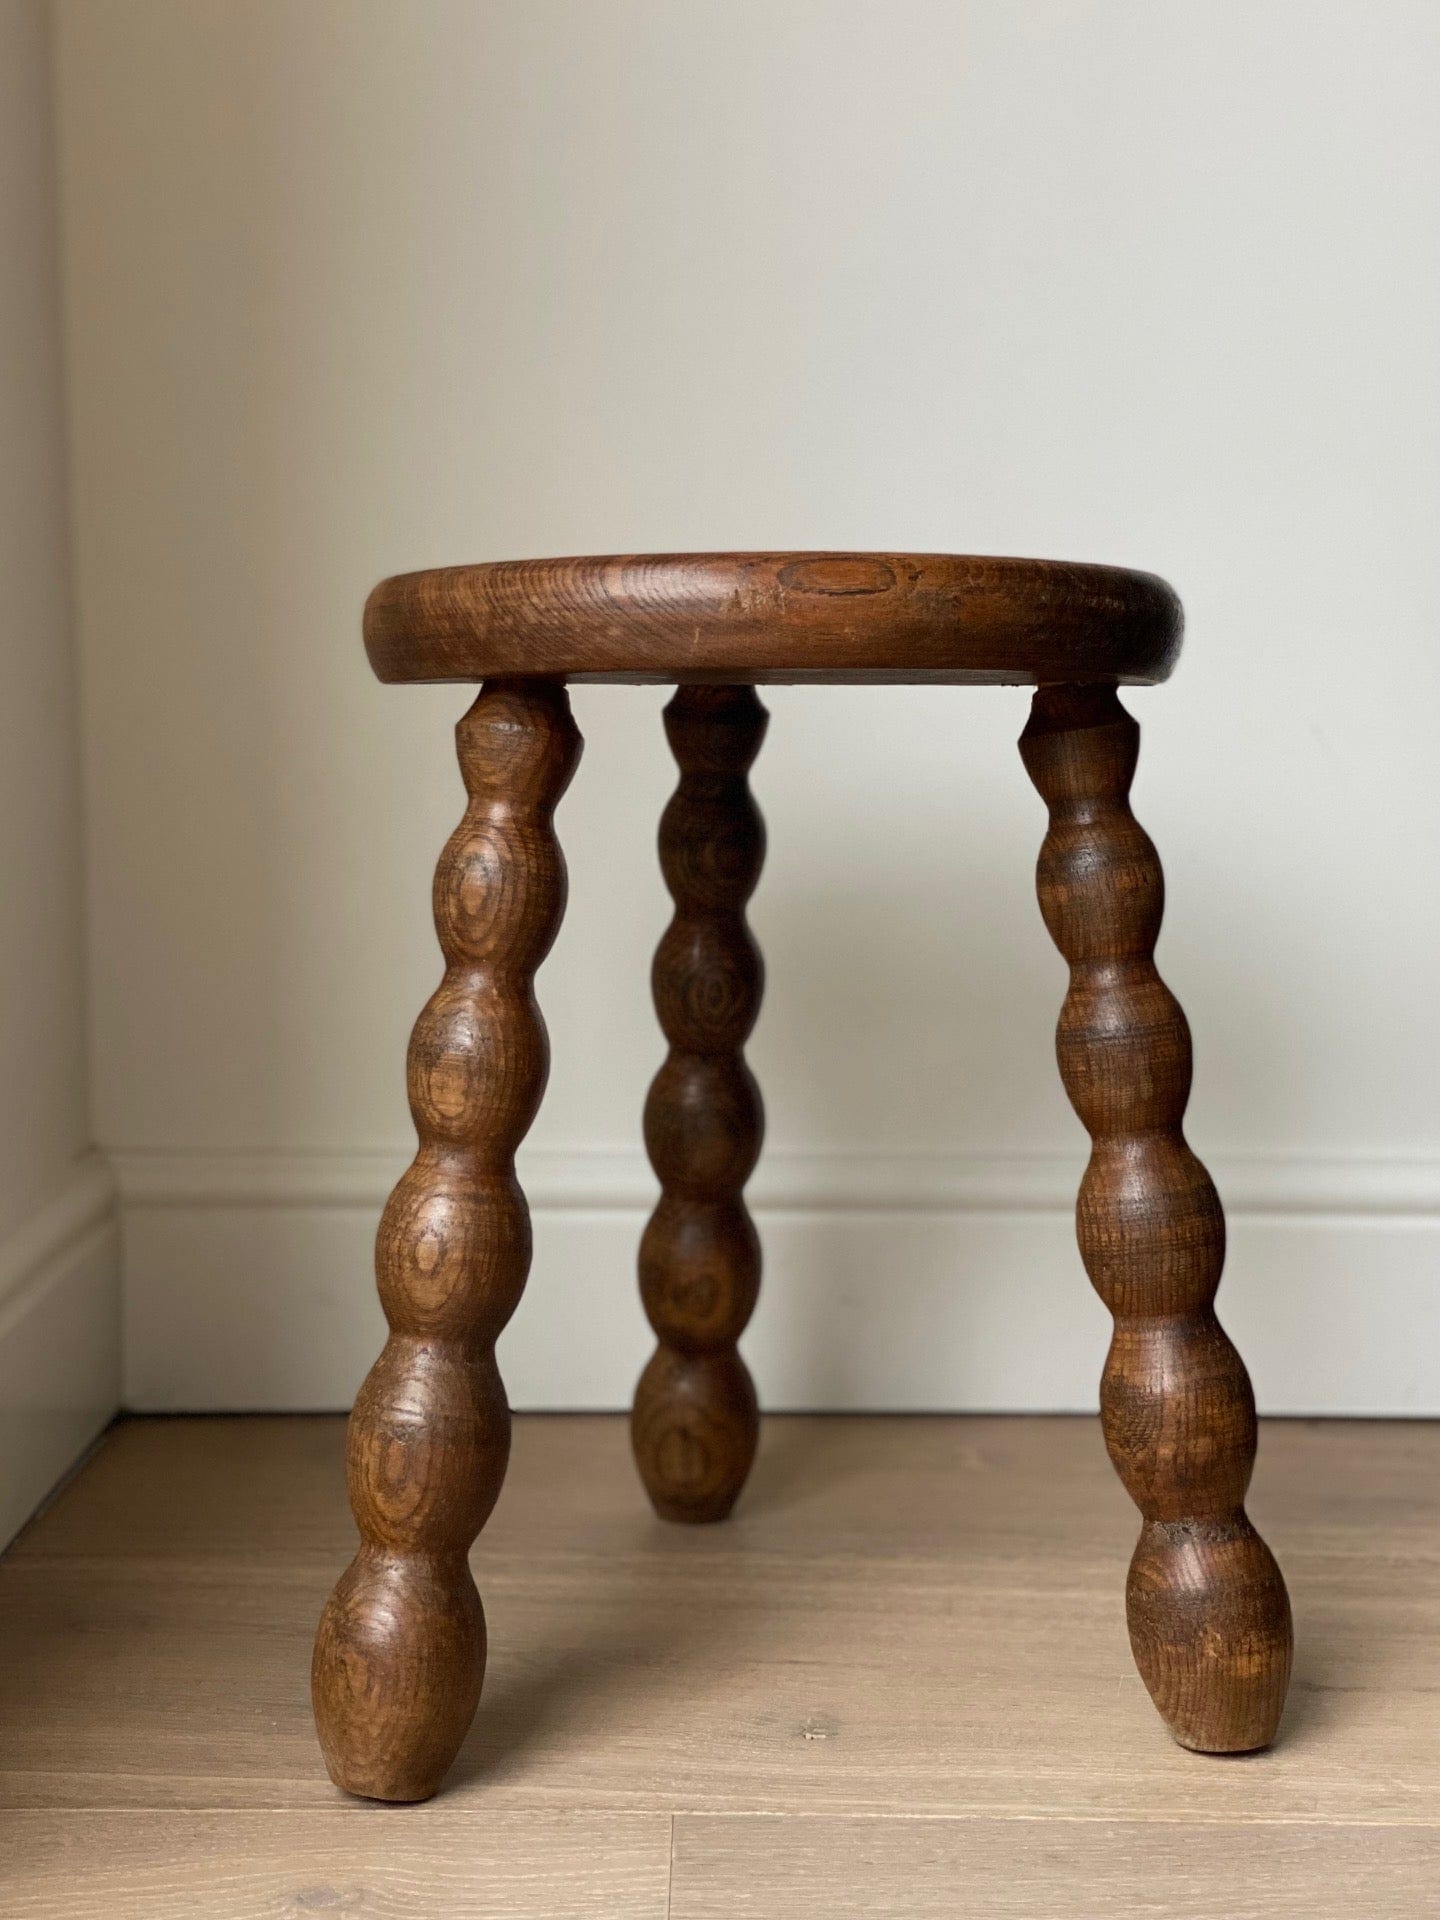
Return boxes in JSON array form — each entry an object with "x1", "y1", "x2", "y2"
[
  {"x1": 632, "y1": 685, "x2": 767, "y2": 1522},
  {"x1": 1019, "y1": 683, "x2": 1292, "y2": 1752},
  {"x1": 312, "y1": 678, "x2": 580, "y2": 1801}
]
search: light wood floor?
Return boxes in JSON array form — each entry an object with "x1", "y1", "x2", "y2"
[{"x1": 0, "y1": 1415, "x2": 1436, "y2": 1917}]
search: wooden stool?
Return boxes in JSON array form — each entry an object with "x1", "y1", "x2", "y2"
[{"x1": 312, "y1": 552, "x2": 1293, "y2": 1801}]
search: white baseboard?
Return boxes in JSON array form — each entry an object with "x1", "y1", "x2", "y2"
[
  {"x1": 112, "y1": 1144, "x2": 1440, "y2": 1217},
  {"x1": 0, "y1": 1156, "x2": 121, "y2": 1545},
  {"x1": 113, "y1": 1146, "x2": 1440, "y2": 1417}
]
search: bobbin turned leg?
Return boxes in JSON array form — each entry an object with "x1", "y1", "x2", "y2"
[
  {"x1": 312, "y1": 679, "x2": 580, "y2": 1802},
  {"x1": 632, "y1": 685, "x2": 767, "y2": 1523},
  {"x1": 1020, "y1": 684, "x2": 1292, "y2": 1753}
]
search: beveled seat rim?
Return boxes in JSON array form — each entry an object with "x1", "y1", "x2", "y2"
[{"x1": 364, "y1": 550, "x2": 1183, "y2": 687}]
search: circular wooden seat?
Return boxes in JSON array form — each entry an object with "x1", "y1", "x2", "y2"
[{"x1": 364, "y1": 551, "x2": 1182, "y2": 686}]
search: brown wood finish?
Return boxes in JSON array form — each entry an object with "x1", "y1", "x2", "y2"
[
  {"x1": 306, "y1": 551, "x2": 1303, "y2": 1800},
  {"x1": 632, "y1": 686, "x2": 767, "y2": 1523},
  {"x1": 364, "y1": 552, "x2": 1182, "y2": 686},
  {"x1": 1019, "y1": 682, "x2": 1293, "y2": 1752},
  {"x1": 311, "y1": 678, "x2": 580, "y2": 1802}
]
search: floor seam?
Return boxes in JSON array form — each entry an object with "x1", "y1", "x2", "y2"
[{"x1": 4, "y1": 1805, "x2": 1439, "y2": 1829}]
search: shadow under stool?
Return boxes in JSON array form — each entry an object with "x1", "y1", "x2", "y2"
[{"x1": 311, "y1": 550, "x2": 1294, "y2": 1801}]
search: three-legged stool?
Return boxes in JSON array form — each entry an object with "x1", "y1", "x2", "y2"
[{"x1": 312, "y1": 551, "x2": 1293, "y2": 1801}]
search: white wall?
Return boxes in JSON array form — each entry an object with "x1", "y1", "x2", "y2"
[
  {"x1": 51, "y1": 0, "x2": 1440, "y2": 1414},
  {"x1": 0, "y1": 0, "x2": 118, "y2": 1540}
]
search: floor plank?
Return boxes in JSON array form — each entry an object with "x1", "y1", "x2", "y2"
[
  {"x1": 1, "y1": 1415, "x2": 1436, "y2": 1835},
  {"x1": 0, "y1": 1810, "x2": 672, "y2": 1919},
  {"x1": 669, "y1": 1813, "x2": 1440, "y2": 1919}
]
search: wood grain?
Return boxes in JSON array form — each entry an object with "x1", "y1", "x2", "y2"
[
  {"x1": 4, "y1": 1416, "x2": 1436, "y2": 1831},
  {"x1": 633, "y1": 685, "x2": 767, "y2": 1522},
  {"x1": 312, "y1": 680, "x2": 581, "y2": 1801},
  {"x1": 669, "y1": 1814, "x2": 1440, "y2": 1919},
  {"x1": 1020, "y1": 684, "x2": 1293, "y2": 1751},
  {"x1": 1, "y1": 1810, "x2": 671, "y2": 1920},
  {"x1": 363, "y1": 552, "x2": 1182, "y2": 686}
]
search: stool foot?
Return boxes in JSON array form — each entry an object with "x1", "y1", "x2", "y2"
[
  {"x1": 1020, "y1": 683, "x2": 1292, "y2": 1753},
  {"x1": 312, "y1": 679, "x2": 580, "y2": 1800},
  {"x1": 632, "y1": 686, "x2": 767, "y2": 1523}
]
